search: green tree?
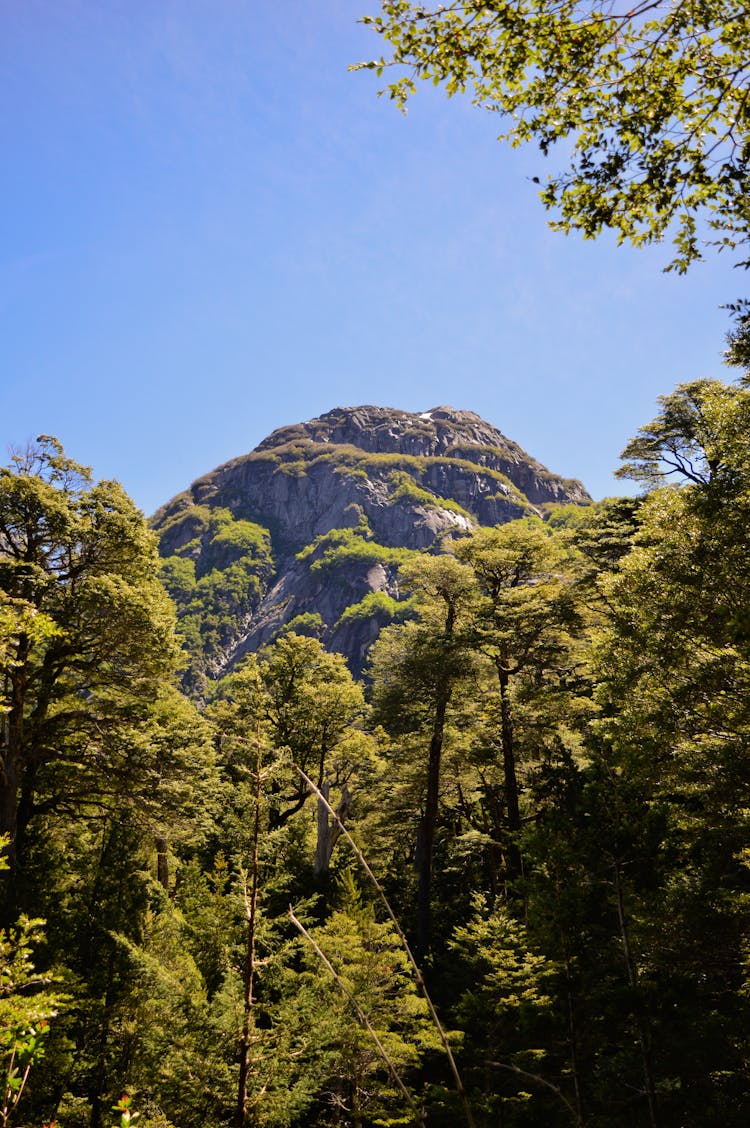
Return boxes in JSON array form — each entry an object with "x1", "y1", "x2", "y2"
[
  {"x1": 449, "y1": 896, "x2": 562, "y2": 1126},
  {"x1": 370, "y1": 554, "x2": 477, "y2": 955},
  {"x1": 0, "y1": 439, "x2": 222, "y2": 1127},
  {"x1": 0, "y1": 908, "x2": 61, "y2": 1128},
  {"x1": 456, "y1": 521, "x2": 583, "y2": 885},
  {"x1": 358, "y1": 0, "x2": 750, "y2": 269},
  {"x1": 617, "y1": 377, "x2": 750, "y2": 487},
  {"x1": 112, "y1": 895, "x2": 236, "y2": 1128},
  {"x1": 194, "y1": 660, "x2": 356, "y2": 1128},
  {"x1": 581, "y1": 378, "x2": 750, "y2": 1122},
  {"x1": 291, "y1": 875, "x2": 441, "y2": 1128},
  {"x1": 231, "y1": 634, "x2": 377, "y2": 876},
  {"x1": 0, "y1": 438, "x2": 181, "y2": 903}
]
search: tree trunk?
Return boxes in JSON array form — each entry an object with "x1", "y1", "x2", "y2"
[
  {"x1": 497, "y1": 662, "x2": 522, "y2": 883},
  {"x1": 352, "y1": 1082, "x2": 363, "y2": 1128},
  {"x1": 0, "y1": 752, "x2": 18, "y2": 870},
  {"x1": 563, "y1": 954, "x2": 585, "y2": 1127},
  {"x1": 0, "y1": 638, "x2": 28, "y2": 917},
  {"x1": 613, "y1": 861, "x2": 658, "y2": 1128},
  {"x1": 155, "y1": 835, "x2": 169, "y2": 891},
  {"x1": 0, "y1": 753, "x2": 18, "y2": 925},
  {"x1": 314, "y1": 783, "x2": 351, "y2": 877},
  {"x1": 416, "y1": 681, "x2": 449, "y2": 957}
]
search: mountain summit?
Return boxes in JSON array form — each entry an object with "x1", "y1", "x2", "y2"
[{"x1": 153, "y1": 405, "x2": 589, "y2": 684}]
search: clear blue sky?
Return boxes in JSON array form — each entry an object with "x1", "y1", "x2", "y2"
[{"x1": 0, "y1": 0, "x2": 742, "y2": 514}]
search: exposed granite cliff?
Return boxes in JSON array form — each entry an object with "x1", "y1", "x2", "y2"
[{"x1": 152, "y1": 406, "x2": 589, "y2": 684}]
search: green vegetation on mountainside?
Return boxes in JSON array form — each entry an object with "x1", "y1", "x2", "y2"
[
  {"x1": 159, "y1": 506, "x2": 274, "y2": 689},
  {"x1": 297, "y1": 527, "x2": 417, "y2": 575},
  {"x1": 334, "y1": 590, "x2": 417, "y2": 630}
]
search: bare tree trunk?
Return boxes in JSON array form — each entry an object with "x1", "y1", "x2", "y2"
[
  {"x1": 314, "y1": 783, "x2": 351, "y2": 877},
  {"x1": 352, "y1": 1082, "x2": 363, "y2": 1128},
  {"x1": 155, "y1": 835, "x2": 169, "y2": 891}
]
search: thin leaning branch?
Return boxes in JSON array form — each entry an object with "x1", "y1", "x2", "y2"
[
  {"x1": 293, "y1": 764, "x2": 477, "y2": 1128},
  {"x1": 288, "y1": 907, "x2": 427, "y2": 1127},
  {"x1": 488, "y1": 1060, "x2": 585, "y2": 1126}
]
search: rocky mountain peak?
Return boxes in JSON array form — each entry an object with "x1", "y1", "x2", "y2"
[
  {"x1": 152, "y1": 405, "x2": 590, "y2": 685},
  {"x1": 257, "y1": 404, "x2": 536, "y2": 464}
]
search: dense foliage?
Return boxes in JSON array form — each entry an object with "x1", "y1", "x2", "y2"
[
  {"x1": 2, "y1": 345, "x2": 750, "y2": 1125},
  {"x1": 357, "y1": 0, "x2": 750, "y2": 270}
]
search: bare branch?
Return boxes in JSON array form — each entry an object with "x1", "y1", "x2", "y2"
[
  {"x1": 288, "y1": 907, "x2": 427, "y2": 1127},
  {"x1": 293, "y1": 763, "x2": 477, "y2": 1128}
]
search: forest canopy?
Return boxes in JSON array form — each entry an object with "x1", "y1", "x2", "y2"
[{"x1": 2, "y1": 345, "x2": 750, "y2": 1128}]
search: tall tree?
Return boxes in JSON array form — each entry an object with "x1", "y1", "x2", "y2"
[
  {"x1": 457, "y1": 521, "x2": 582, "y2": 885},
  {"x1": 0, "y1": 438, "x2": 181, "y2": 908},
  {"x1": 370, "y1": 553, "x2": 476, "y2": 955},
  {"x1": 585, "y1": 377, "x2": 750, "y2": 1122},
  {"x1": 237, "y1": 634, "x2": 376, "y2": 875}
]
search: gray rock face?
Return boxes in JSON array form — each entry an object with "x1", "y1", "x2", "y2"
[{"x1": 152, "y1": 405, "x2": 590, "y2": 681}]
